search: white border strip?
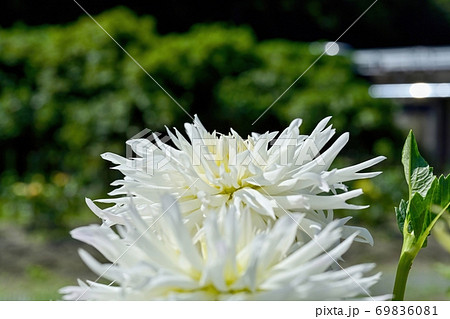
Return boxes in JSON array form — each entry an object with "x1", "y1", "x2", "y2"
[{"x1": 3, "y1": 301, "x2": 449, "y2": 319}]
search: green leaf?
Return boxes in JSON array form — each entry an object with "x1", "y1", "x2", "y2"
[
  {"x1": 395, "y1": 199, "x2": 407, "y2": 234},
  {"x1": 433, "y1": 174, "x2": 450, "y2": 210},
  {"x1": 401, "y1": 130, "x2": 434, "y2": 198},
  {"x1": 409, "y1": 193, "x2": 427, "y2": 237},
  {"x1": 409, "y1": 178, "x2": 438, "y2": 239},
  {"x1": 411, "y1": 166, "x2": 435, "y2": 197}
]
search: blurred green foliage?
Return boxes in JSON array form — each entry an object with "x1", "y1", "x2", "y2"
[
  {"x1": 0, "y1": 7, "x2": 404, "y2": 233},
  {"x1": 0, "y1": 264, "x2": 71, "y2": 300}
]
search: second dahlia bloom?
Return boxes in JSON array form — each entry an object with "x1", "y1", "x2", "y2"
[
  {"x1": 61, "y1": 195, "x2": 383, "y2": 300},
  {"x1": 96, "y1": 116, "x2": 384, "y2": 244}
]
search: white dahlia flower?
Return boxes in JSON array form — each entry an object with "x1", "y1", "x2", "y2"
[
  {"x1": 60, "y1": 196, "x2": 383, "y2": 300},
  {"x1": 97, "y1": 116, "x2": 384, "y2": 244}
]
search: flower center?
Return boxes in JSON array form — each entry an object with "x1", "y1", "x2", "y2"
[{"x1": 220, "y1": 185, "x2": 242, "y2": 195}]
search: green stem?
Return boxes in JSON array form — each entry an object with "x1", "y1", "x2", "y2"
[
  {"x1": 392, "y1": 201, "x2": 449, "y2": 301},
  {"x1": 392, "y1": 250, "x2": 415, "y2": 301}
]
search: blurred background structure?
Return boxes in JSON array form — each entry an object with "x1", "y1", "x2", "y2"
[
  {"x1": 0, "y1": 0, "x2": 449, "y2": 300},
  {"x1": 354, "y1": 46, "x2": 450, "y2": 169}
]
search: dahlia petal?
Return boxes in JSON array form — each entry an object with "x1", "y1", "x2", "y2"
[
  {"x1": 233, "y1": 188, "x2": 276, "y2": 218},
  {"x1": 329, "y1": 156, "x2": 387, "y2": 183},
  {"x1": 160, "y1": 195, "x2": 203, "y2": 271}
]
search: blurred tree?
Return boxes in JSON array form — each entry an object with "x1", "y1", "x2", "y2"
[{"x1": 0, "y1": 7, "x2": 403, "y2": 232}]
